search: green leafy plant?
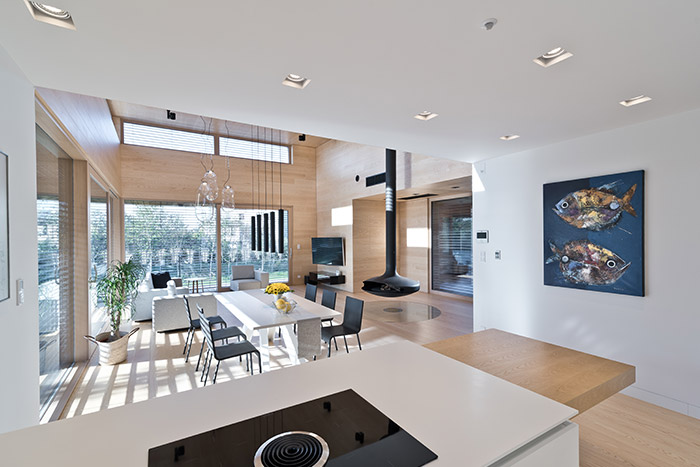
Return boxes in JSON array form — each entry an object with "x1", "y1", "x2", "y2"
[{"x1": 96, "y1": 259, "x2": 144, "y2": 340}]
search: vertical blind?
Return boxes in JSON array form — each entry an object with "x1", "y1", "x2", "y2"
[
  {"x1": 431, "y1": 197, "x2": 473, "y2": 297},
  {"x1": 124, "y1": 201, "x2": 218, "y2": 291},
  {"x1": 36, "y1": 125, "x2": 74, "y2": 417}
]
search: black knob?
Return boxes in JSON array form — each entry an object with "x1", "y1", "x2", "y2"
[
  {"x1": 323, "y1": 401, "x2": 331, "y2": 412},
  {"x1": 174, "y1": 445, "x2": 185, "y2": 461},
  {"x1": 355, "y1": 432, "x2": 365, "y2": 444}
]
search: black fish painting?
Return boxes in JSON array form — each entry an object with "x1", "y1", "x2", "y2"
[
  {"x1": 543, "y1": 170, "x2": 644, "y2": 296},
  {"x1": 553, "y1": 182, "x2": 637, "y2": 231},
  {"x1": 546, "y1": 240, "x2": 630, "y2": 285}
]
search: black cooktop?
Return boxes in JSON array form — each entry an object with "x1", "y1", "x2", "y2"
[{"x1": 148, "y1": 389, "x2": 437, "y2": 466}]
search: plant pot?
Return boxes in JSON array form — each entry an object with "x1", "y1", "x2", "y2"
[{"x1": 84, "y1": 328, "x2": 139, "y2": 365}]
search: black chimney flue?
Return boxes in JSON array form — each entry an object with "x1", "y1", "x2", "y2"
[{"x1": 362, "y1": 149, "x2": 420, "y2": 297}]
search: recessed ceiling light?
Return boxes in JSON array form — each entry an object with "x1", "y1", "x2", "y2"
[
  {"x1": 414, "y1": 111, "x2": 438, "y2": 121},
  {"x1": 533, "y1": 47, "x2": 573, "y2": 67},
  {"x1": 282, "y1": 74, "x2": 311, "y2": 89},
  {"x1": 619, "y1": 95, "x2": 652, "y2": 107},
  {"x1": 25, "y1": 1, "x2": 75, "y2": 29},
  {"x1": 500, "y1": 135, "x2": 520, "y2": 141}
]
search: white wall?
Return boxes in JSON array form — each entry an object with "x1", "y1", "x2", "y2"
[
  {"x1": 0, "y1": 44, "x2": 39, "y2": 433},
  {"x1": 474, "y1": 108, "x2": 700, "y2": 417}
]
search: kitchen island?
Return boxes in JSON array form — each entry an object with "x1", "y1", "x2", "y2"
[{"x1": 0, "y1": 341, "x2": 578, "y2": 466}]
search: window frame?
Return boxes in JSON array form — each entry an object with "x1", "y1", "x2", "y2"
[{"x1": 120, "y1": 119, "x2": 293, "y2": 165}]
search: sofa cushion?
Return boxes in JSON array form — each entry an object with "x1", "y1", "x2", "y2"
[
  {"x1": 151, "y1": 272, "x2": 171, "y2": 289},
  {"x1": 231, "y1": 265, "x2": 255, "y2": 280}
]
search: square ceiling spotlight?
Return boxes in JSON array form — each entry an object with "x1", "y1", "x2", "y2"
[
  {"x1": 533, "y1": 47, "x2": 572, "y2": 68},
  {"x1": 619, "y1": 95, "x2": 652, "y2": 107},
  {"x1": 282, "y1": 74, "x2": 311, "y2": 89},
  {"x1": 499, "y1": 134, "x2": 520, "y2": 141},
  {"x1": 414, "y1": 111, "x2": 438, "y2": 121},
  {"x1": 24, "y1": 1, "x2": 76, "y2": 30}
]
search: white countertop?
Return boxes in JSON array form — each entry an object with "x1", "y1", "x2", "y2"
[{"x1": 0, "y1": 341, "x2": 577, "y2": 466}]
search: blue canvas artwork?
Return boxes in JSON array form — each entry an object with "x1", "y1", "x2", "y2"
[{"x1": 543, "y1": 170, "x2": 644, "y2": 297}]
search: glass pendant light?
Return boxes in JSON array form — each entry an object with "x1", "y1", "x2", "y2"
[{"x1": 195, "y1": 189, "x2": 214, "y2": 221}]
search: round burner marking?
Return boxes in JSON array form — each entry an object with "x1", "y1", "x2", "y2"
[{"x1": 254, "y1": 431, "x2": 329, "y2": 467}]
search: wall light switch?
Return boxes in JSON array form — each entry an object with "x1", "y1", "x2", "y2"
[
  {"x1": 495, "y1": 250, "x2": 502, "y2": 260},
  {"x1": 16, "y1": 279, "x2": 24, "y2": 305},
  {"x1": 297, "y1": 244, "x2": 301, "y2": 250},
  {"x1": 297, "y1": 275, "x2": 301, "y2": 279}
]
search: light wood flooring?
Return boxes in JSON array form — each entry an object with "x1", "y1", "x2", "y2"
[{"x1": 59, "y1": 289, "x2": 700, "y2": 466}]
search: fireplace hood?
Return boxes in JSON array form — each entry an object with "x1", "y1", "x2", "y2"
[{"x1": 362, "y1": 149, "x2": 421, "y2": 297}]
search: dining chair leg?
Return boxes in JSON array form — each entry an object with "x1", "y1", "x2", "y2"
[
  {"x1": 201, "y1": 352, "x2": 211, "y2": 382},
  {"x1": 357, "y1": 334, "x2": 362, "y2": 350},
  {"x1": 343, "y1": 335, "x2": 349, "y2": 353},
  {"x1": 327, "y1": 340, "x2": 332, "y2": 358},
  {"x1": 184, "y1": 330, "x2": 194, "y2": 362},
  {"x1": 257, "y1": 352, "x2": 262, "y2": 374},
  {"x1": 334, "y1": 337, "x2": 338, "y2": 351},
  {"x1": 213, "y1": 361, "x2": 221, "y2": 384},
  {"x1": 183, "y1": 328, "x2": 192, "y2": 354},
  {"x1": 195, "y1": 338, "x2": 205, "y2": 370}
]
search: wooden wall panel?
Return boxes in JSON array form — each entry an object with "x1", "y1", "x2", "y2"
[
  {"x1": 35, "y1": 88, "x2": 121, "y2": 194},
  {"x1": 352, "y1": 200, "x2": 385, "y2": 292},
  {"x1": 316, "y1": 139, "x2": 470, "y2": 292},
  {"x1": 120, "y1": 144, "x2": 316, "y2": 286},
  {"x1": 398, "y1": 198, "x2": 430, "y2": 293}
]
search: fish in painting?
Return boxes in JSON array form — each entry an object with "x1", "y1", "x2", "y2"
[
  {"x1": 553, "y1": 182, "x2": 637, "y2": 231},
  {"x1": 546, "y1": 240, "x2": 630, "y2": 285}
]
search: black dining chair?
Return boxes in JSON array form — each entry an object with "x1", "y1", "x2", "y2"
[
  {"x1": 182, "y1": 297, "x2": 227, "y2": 364},
  {"x1": 321, "y1": 296, "x2": 364, "y2": 357},
  {"x1": 320, "y1": 289, "x2": 337, "y2": 326},
  {"x1": 198, "y1": 306, "x2": 261, "y2": 385},
  {"x1": 305, "y1": 283, "x2": 318, "y2": 302}
]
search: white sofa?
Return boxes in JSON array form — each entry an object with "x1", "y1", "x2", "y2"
[
  {"x1": 132, "y1": 276, "x2": 189, "y2": 322},
  {"x1": 152, "y1": 293, "x2": 220, "y2": 333},
  {"x1": 230, "y1": 265, "x2": 269, "y2": 291}
]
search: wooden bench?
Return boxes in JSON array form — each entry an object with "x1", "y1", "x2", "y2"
[{"x1": 424, "y1": 329, "x2": 635, "y2": 413}]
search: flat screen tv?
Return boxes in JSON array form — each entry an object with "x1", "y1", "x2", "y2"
[{"x1": 312, "y1": 237, "x2": 345, "y2": 266}]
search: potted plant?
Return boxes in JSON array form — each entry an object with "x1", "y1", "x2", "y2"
[{"x1": 84, "y1": 259, "x2": 144, "y2": 365}]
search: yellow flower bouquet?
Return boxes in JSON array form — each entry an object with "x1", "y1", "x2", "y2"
[
  {"x1": 265, "y1": 283, "x2": 296, "y2": 313},
  {"x1": 264, "y1": 283, "x2": 293, "y2": 295}
]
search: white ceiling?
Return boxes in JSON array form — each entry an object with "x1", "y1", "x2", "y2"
[{"x1": 2, "y1": 1, "x2": 700, "y2": 163}]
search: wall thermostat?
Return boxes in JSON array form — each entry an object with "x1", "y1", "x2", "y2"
[{"x1": 476, "y1": 230, "x2": 489, "y2": 243}]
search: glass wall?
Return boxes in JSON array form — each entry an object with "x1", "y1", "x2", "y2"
[
  {"x1": 221, "y1": 208, "x2": 289, "y2": 285},
  {"x1": 36, "y1": 125, "x2": 74, "y2": 416},
  {"x1": 89, "y1": 178, "x2": 109, "y2": 336},
  {"x1": 431, "y1": 197, "x2": 473, "y2": 297},
  {"x1": 124, "y1": 201, "x2": 217, "y2": 291}
]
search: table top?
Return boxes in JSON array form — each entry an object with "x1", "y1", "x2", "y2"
[
  {"x1": 185, "y1": 277, "x2": 207, "y2": 282},
  {"x1": 424, "y1": 329, "x2": 636, "y2": 413},
  {"x1": 0, "y1": 341, "x2": 577, "y2": 466},
  {"x1": 216, "y1": 290, "x2": 340, "y2": 330}
]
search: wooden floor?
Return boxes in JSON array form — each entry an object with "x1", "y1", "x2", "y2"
[
  {"x1": 59, "y1": 289, "x2": 700, "y2": 466},
  {"x1": 576, "y1": 394, "x2": 700, "y2": 467}
]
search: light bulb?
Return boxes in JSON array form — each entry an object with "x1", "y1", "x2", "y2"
[
  {"x1": 203, "y1": 170, "x2": 219, "y2": 201},
  {"x1": 221, "y1": 185, "x2": 235, "y2": 209},
  {"x1": 195, "y1": 191, "x2": 214, "y2": 222},
  {"x1": 197, "y1": 181, "x2": 210, "y2": 198}
]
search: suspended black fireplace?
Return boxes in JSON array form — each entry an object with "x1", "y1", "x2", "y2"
[{"x1": 362, "y1": 149, "x2": 421, "y2": 297}]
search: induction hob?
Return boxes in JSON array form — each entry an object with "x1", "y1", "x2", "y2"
[{"x1": 148, "y1": 389, "x2": 437, "y2": 466}]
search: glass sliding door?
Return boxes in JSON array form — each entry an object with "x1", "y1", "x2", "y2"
[
  {"x1": 123, "y1": 201, "x2": 217, "y2": 291},
  {"x1": 89, "y1": 178, "x2": 109, "y2": 336},
  {"x1": 221, "y1": 208, "x2": 289, "y2": 286},
  {"x1": 431, "y1": 197, "x2": 473, "y2": 297},
  {"x1": 36, "y1": 125, "x2": 74, "y2": 416}
]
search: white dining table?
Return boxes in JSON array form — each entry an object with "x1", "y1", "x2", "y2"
[{"x1": 215, "y1": 289, "x2": 341, "y2": 370}]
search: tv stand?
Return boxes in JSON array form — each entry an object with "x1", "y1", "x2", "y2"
[{"x1": 304, "y1": 271, "x2": 346, "y2": 286}]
